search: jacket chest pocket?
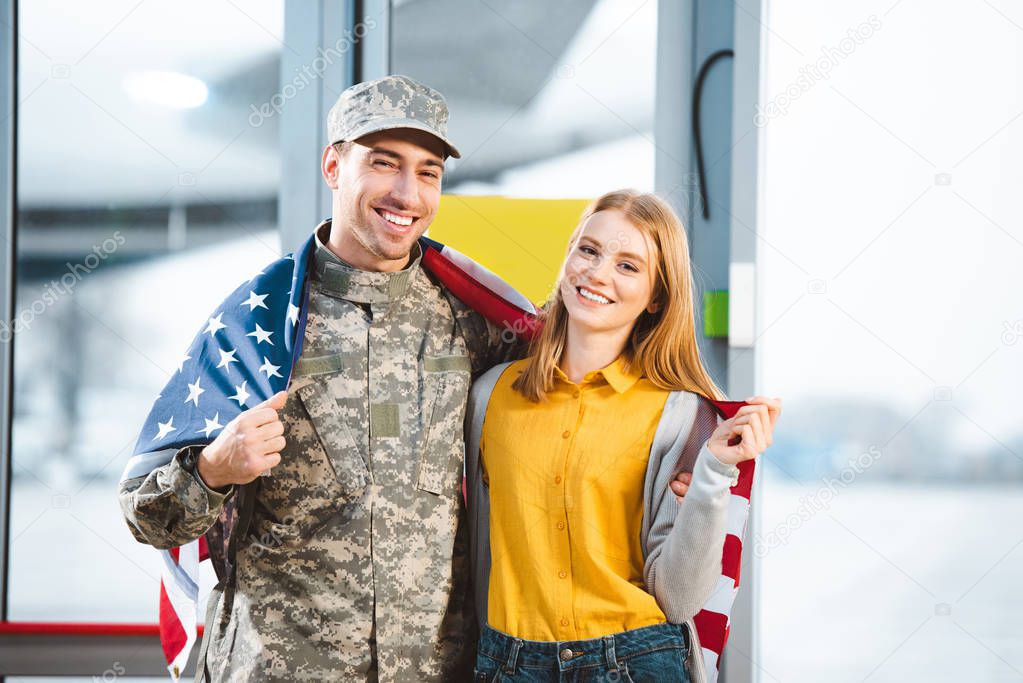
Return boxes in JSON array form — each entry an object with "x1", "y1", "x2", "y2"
[
  {"x1": 295, "y1": 376, "x2": 371, "y2": 496},
  {"x1": 416, "y1": 354, "x2": 471, "y2": 495}
]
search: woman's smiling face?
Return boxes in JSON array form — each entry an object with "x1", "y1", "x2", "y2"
[{"x1": 560, "y1": 208, "x2": 659, "y2": 337}]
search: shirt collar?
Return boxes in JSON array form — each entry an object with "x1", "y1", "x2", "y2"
[
  {"x1": 554, "y1": 355, "x2": 643, "y2": 394},
  {"x1": 310, "y1": 219, "x2": 422, "y2": 304}
]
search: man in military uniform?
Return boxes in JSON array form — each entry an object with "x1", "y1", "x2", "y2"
[
  {"x1": 119, "y1": 75, "x2": 695, "y2": 681},
  {"x1": 120, "y1": 75, "x2": 512, "y2": 681}
]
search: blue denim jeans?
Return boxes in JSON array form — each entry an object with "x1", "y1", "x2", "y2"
[{"x1": 473, "y1": 621, "x2": 691, "y2": 682}]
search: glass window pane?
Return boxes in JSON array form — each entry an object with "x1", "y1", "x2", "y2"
[
  {"x1": 758, "y1": 3, "x2": 1023, "y2": 680},
  {"x1": 11, "y1": 0, "x2": 284, "y2": 622}
]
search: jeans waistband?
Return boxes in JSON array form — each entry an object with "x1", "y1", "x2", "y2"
[{"x1": 478, "y1": 622, "x2": 690, "y2": 674}]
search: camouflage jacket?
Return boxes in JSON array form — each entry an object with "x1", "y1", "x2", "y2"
[{"x1": 119, "y1": 221, "x2": 518, "y2": 681}]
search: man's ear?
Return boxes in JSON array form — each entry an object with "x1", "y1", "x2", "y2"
[{"x1": 321, "y1": 144, "x2": 340, "y2": 190}]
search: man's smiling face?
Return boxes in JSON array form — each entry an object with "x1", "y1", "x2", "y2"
[{"x1": 323, "y1": 127, "x2": 446, "y2": 272}]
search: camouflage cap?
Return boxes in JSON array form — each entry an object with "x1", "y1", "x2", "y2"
[{"x1": 327, "y1": 74, "x2": 461, "y2": 159}]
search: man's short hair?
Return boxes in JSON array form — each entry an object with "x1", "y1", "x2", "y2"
[{"x1": 332, "y1": 140, "x2": 354, "y2": 158}]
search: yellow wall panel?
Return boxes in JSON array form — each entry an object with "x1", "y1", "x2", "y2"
[{"x1": 429, "y1": 195, "x2": 591, "y2": 305}]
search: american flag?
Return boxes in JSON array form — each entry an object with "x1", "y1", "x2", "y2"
[
  {"x1": 120, "y1": 233, "x2": 315, "y2": 679},
  {"x1": 127, "y1": 253, "x2": 309, "y2": 462},
  {"x1": 120, "y1": 229, "x2": 752, "y2": 681},
  {"x1": 695, "y1": 401, "x2": 756, "y2": 682}
]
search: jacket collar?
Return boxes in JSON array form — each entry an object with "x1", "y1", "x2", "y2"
[{"x1": 310, "y1": 219, "x2": 422, "y2": 304}]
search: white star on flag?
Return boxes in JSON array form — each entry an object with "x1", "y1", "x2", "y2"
[
  {"x1": 216, "y1": 347, "x2": 239, "y2": 371},
  {"x1": 204, "y1": 313, "x2": 227, "y2": 338},
  {"x1": 247, "y1": 323, "x2": 274, "y2": 346},
  {"x1": 185, "y1": 377, "x2": 205, "y2": 407},
  {"x1": 229, "y1": 381, "x2": 250, "y2": 407},
  {"x1": 259, "y1": 356, "x2": 282, "y2": 379},
  {"x1": 199, "y1": 412, "x2": 224, "y2": 438},
  {"x1": 287, "y1": 303, "x2": 300, "y2": 325},
  {"x1": 176, "y1": 354, "x2": 190, "y2": 373},
  {"x1": 153, "y1": 416, "x2": 176, "y2": 441},
  {"x1": 241, "y1": 291, "x2": 269, "y2": 311}
]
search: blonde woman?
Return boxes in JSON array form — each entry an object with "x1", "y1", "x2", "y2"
[{"x1": 465, "y1": 190, "x2": 781, "y2": 682}]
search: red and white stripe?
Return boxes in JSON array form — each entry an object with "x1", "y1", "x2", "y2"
[
  {"x1": 692, "y1": 446, "x2": 755, "y2": 681},
  {"x1": 421, "y1": 239, "x2": 541, "y2": 340},
  {"x1": 159, "y1": 537, "x2": 208, "y2": 680}
]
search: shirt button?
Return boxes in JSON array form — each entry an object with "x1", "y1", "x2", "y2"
[
  {"x1": 572, "y1": 389, "x2": 580, "y2": 398},
  {"x1": 560, "y1": 618, "x2": 570, "y2": 627},
  {"x1": 560, "y1": 648, "x2": 574, "y2": 661},
  {"x1": 562, "y1": 430, "x2": 571, "y2": 439},
  {"x1": 558, "y1": 570, "x2": 567, "y2": 579},
  {"x1": 554, "y1": 475, "x2": 562, "y2": 484},
  {"x1": 556, "y1": 521, "x2": 565, "y2": 530}
]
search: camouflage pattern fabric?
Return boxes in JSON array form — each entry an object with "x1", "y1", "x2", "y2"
[
  {"x1": 326, "y1": 74, "x2": 462, "y2": 158},
  {"x1": 120, "y1": 220, "x2": 516, "y2": 681}
]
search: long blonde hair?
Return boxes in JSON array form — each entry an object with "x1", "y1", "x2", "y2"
[{"x1": 512, "y1": 189, "x2": 725, "y2": 402}]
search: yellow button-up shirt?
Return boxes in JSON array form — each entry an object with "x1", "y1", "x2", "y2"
[{"x1": 480, "y1": 356, "x2": 672, "y2": 641}]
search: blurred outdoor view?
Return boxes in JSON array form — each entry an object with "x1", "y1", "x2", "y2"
[
  {"x1": 756, "y1": 1, "x2": 1023, "y2": 681},
  {"x1": 8, "y1": 0, "x2": 1022, "y2": 681}
]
